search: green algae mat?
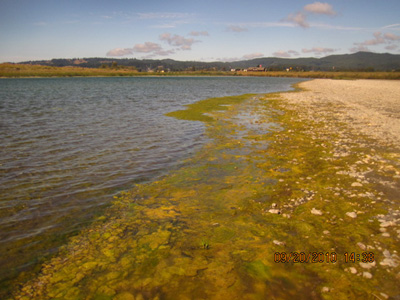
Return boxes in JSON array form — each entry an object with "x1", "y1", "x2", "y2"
[{"x1": 13, "y1": 89, "x2": 400, "y2": 300}]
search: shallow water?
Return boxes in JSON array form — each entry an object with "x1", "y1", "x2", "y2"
[{"x1": 0, "y1": 76, "x2": 303, "y2": 290}]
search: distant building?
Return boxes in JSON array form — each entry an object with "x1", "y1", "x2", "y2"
[{"x1": 246, "y1": 65, "x2": 265, "y2": 72}]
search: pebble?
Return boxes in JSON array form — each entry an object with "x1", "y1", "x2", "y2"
[
  {"x1": 321, "y1": 287, "x2": 330, "y2": 293},
  {"x1": 346, "y1": 212, "x2": 357, "y2": 218},
  {"x1": 362, "y1": 272, "x2": 372, "y2": 279},
  {"x1": 273, "y1": 240, "x2": 285, "y2": 246},
  {"x1": 268, "y1": 209, "x2": 280, "y2": 214},
  {"x1": 359, "y1": 261, "x2": 375, "y2": 269},
  {"x1": 380, "y1": 221, "x2": 395, "y2": 227},
  {"x1": 357, "y1": 242, "x2": 366, "y2": 250},
  {"x1": 311, "y1": 208, "x2": 323, "y2": 215},
  {"x1": 383, "y1": 249, "x2": 391, "y2": 257},
  {"x1": 380, "y1": 258, "x2": 399, "y2": 268},
  {"x1": 349, "y1": 267, "x2": 357, "y2": 274},
  {"x1": 323, "y1": 230, "x2": 330, "y2": 235}
]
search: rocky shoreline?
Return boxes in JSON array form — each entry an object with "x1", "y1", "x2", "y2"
[
  {"x1": 277, "y1": 79, "x2": 400, "y2": 297},
  {"x1": 282, "y1": 79, "x2": 400, "y2": 145}
]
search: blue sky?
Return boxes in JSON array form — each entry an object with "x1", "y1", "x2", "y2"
[{"x1": 1, "y1": 0, "x2": 400, "y2": 62}]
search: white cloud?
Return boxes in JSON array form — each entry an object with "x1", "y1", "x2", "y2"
[
  {"x1": 273, "y1": 50, "x2": 293, "y2": 58},
  {"x1": 286, "y1": 2, "x2": 337, "y2": 28},
  {"x1": 302, "y1": 47, "x2": 336, "y2": 54},
  {"x1": 226, "y1": 25, "x2": 248, "y2": 32},
  {"x1": 106, "y1": 48, "x2": 134, "y2": 57},
  {"x1": 189, "y1": 31, "x2": 209, "y2": 36},
  {"x1": 138, "y1": 12, "x2": 192, "y2": 20},
  {"x1": 107, "y1": 42, "x2": 176, "y2": 57},
  {"x1": 138, "y1": 12, "x2": 193, "y2": 29},
  {"x1": 287, "y1": 12, "x2": 309, "y2": 28},
  {"x1": 242, "y1": 53, "x2": 264, "y2": 60},
  {"x1": 288, "y1": 50, "x2": 300, "y2": 56},
  {"x1": 159, "y1": 33, "x2": 198, "y2": 50},
  {"x1": 353, "y1": 31, "x2": 400, "y2": 50},
  {"x1": 133, "y1": 42, "x2": 175, "y2": 57},
  {"x1": 384, "y1": 33, "x2": 400, "y2": 41},
  {"x1": 272, "y1": 50, "x2": 301, "y2": 58},
  {"x1": 381, "y1": 23, "x2": 400, "y2": 29},
  {"x1": 362, "y1": 32, "x2": 385, "y2": 45},
  {"x1": 106, "y1": 30, "x2": 202, "y2": 58},
  {"x1": 133, "y1": 42, "x2": 163, "y2": 53},
  {"x1": 312, "y1": 23, "x2": 364, "y2": 31},
  {"x1": 304, "y1": 2, "x2": 337, "y2": 16}
]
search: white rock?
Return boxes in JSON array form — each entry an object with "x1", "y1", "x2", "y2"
[
  {"x1": 382, "y1": 233, "x2": 391, "y2": 237},
  {"x1": 321, "y1": 287, "x2": 330, "y2": 293},
  {"x1": 380, "y1": 221, "x2": 394, "y2": 227},
  {"x1": 323, "y1": 230, "x2": 330, "y2": 235},
  {"x1": 359, "y1": 261, "x2": 375, "y2": 269},
  {"x1": 311, "y1": 208, "x2": 323, "y2": 215},
  {"x1": 362, "y1": 272, "x2": 372, "y2": 279},
  {"x1": 383, "y1": 249, "x2": 391, "y2": 257},
  {"x1": 349, "y1": 267, "x2": 357, "y2": 274},
  {"x1": 351, "y1": 182, "x2": 363, "y2": 187},
  {"x1": 268, "y1": 209, "x2": 280, "y2": 214},
  {"x1": 271, "y1": 203, "x2": 277, "y2": 208},
  {"x1": 273, "y1": 240, "x2": 285, "y2": 246},
  {"x1": 357, "y1": 242, "x2": 366, "y2": 250},
  {"x1": 346, "y1": 212, "x2": 357, "y2": 218},
  {"x1": 380, "y1": 258, "x2": 399, "y2": 268}
]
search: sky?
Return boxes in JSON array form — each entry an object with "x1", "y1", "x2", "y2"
[{"x1": 1, "y1": 0, "x2": 400, "y2": 63}]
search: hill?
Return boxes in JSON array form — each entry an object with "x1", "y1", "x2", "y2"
[
  {"x1": 230, "y1": 52, "x2": 400, "y2": 71},
  {"x1": 17, "y1": 52, "x2": 400, "y2": 72}
]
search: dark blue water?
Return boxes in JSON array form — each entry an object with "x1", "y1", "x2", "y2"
[{"x1": 0, "y1": 76, "x2": 304, "y2": 285}]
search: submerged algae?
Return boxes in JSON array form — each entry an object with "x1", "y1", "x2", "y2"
[
  {"x1": 13, "y1": 88, "x2": 400, "y2": 299},
  {"x1": 165, "y1": 94, "x2": 255, "y2": 122}
]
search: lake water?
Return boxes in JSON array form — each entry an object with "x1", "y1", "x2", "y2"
[{"x1": 0, "y1": 76, "x2": 304, "y2": 289}]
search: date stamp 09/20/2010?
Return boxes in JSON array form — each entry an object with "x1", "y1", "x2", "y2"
[{"x1": 274, "y1": 252, "x2": 375, "y2": 264}]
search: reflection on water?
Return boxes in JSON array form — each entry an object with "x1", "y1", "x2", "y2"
[{"x1": 0, "y1": 76, "x2": 303, "y2": 290}]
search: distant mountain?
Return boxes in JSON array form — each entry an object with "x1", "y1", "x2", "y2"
[
  {"x1": 20, "y1": 52, "x2": 400, "y2": 72},
  {"x1": 229, "y1": 52, "x2": 400, "y2": 71}
]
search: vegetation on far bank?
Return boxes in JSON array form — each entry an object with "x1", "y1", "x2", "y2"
[{"x1": 1, "y1": 63, "x2": 400, "y2": 79}]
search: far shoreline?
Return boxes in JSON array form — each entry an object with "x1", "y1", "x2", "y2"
[{"x1": 1, "y1": 64, "x2": 400, "y2": 80}]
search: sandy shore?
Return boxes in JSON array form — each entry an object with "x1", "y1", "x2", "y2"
[{"x1": 282, "y1": 79, "x2": 400, "y2": 145}]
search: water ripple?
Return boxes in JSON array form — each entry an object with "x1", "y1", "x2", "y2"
[{"x1": 0, "y1": 76, "x2": 304, "y2": 284}]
